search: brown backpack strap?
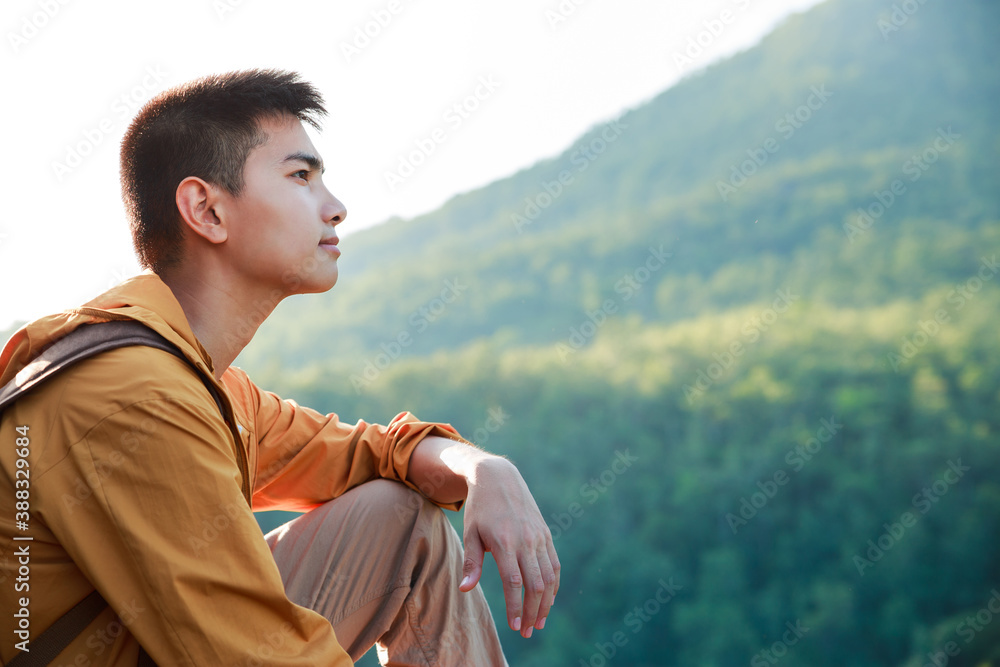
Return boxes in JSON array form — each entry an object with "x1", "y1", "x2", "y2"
[
  {"x1": 0, "y1": 320, "x2": 226, "y2": 667},
  {"x1": 2, "y1": 590, "x2": 157, "y2": 667},
  {"x1": 4, "y1": 590, "x2": 105, "y2": 667},
  {"x1": 0, "y1": 320, "x2": 225, "y2": 418}
]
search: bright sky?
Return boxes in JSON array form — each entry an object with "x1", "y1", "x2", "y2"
[{"x1": 0, "y1": 0, "x2": 824, "y2": 330}]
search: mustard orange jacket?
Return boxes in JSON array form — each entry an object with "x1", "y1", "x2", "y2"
[{"x1": 0, "y1": 274, "x2": 468, "y2": 666}]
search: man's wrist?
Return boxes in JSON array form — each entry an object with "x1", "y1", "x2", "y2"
[
  {"x1": 464, "y1": 453, "x2": 516, "y2": 488},
  {"x1": 407, "y1": 436, "x2": 495, "y2": 504}
]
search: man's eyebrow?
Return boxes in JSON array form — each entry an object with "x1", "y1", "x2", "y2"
[{"x1": 282, "y1": 151, "x2": 325, "y2": 174}]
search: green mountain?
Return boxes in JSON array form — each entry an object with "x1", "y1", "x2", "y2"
[
  {"x1": 240, "y1": 0, "x2": 999, "y2": 388},
  {"x1": 245, "y1": 0, "x2": 1000, "y2": 665}
]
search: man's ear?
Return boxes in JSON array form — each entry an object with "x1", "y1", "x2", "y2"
[{"x1": 175, "y1": 176, "x2": 229, "y2": 244}]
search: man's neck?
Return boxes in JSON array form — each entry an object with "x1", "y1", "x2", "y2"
[{"x1": 161, "y1": 269, "x2": 282, "y2": 380}]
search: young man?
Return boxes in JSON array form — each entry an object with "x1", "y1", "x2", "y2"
[{"x1": 0, "y1": 70, "x2": 558, "y2": 666}]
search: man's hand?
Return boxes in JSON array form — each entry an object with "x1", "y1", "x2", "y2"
[
  {"x1": 406, "y1": 437, "x2": 560, "y2": 638},
  {"x1": 459, "y1": 458, "x2": 560, "y2": 638}
]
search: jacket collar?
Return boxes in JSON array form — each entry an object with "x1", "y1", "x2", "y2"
[{"x1": 1, "y1": 271, "x2": 216, "y2": 386}]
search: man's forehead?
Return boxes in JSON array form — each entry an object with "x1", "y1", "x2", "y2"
[{"x1": 254, "y1": 115, "x2": 321, "y2": 162}]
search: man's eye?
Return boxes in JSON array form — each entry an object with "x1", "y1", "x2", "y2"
[{"x1": 293, "y1": 169, "x2": 310, "y2": 180}]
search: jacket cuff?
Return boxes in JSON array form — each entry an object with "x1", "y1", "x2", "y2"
[{"x1": 386, "y1": 415, "x2": 472, "y2": 512}]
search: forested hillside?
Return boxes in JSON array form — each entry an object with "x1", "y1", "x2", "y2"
[
  {"x1": 239, "y1": 0, "x2": 999, "y2": 381},
  {"x1": 244, "y1": 0, "x2": 1000, "y2": 664}
]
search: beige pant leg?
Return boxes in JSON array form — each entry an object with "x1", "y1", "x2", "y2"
[{"x1": 264, "y1": 479, "x2": 508, "y2": 667}]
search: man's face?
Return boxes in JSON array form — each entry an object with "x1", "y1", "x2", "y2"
[{"x1": 219, "y1": 114, "x2": 346, "y2": 297}]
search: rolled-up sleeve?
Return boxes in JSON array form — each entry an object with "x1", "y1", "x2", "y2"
[{"x1": 223, "y1": 368, "x2": 469, "y2": 512}]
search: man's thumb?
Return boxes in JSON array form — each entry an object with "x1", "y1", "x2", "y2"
[{"x1": 460, "y1": 531, "x2": 484, "y2": 592}]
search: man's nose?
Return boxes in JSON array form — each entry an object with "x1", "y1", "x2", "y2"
[{"x1": 322, "y1": 194, "x2": 347, "y2": 225}]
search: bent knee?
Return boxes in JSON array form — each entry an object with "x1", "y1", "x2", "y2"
[{"x1": 346, "y1": 479, "x2": 438, "y2": 529}]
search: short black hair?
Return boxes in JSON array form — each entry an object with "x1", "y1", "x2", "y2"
[{"x1": 120, "y1": 69, "x2": 327, "y2": 273}]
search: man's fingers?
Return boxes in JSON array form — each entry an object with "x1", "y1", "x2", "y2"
[
  {"x1": 460, "y1": 530, "x2": 484, "y2": 592},
  {"x1": 546, "y1": 540, "x2": 561, "y2": 605},
  {"x1": 497, "y1": 552, "x2": 524, "y2": 632},
  {"x1": 519, "y1": 551, "x2": 550, "y2": 638},
  {"x1": 531, "y1": 547, "x2": 557, "y2": 631}
]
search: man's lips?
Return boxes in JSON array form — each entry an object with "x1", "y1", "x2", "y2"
[{"x1": 320, "y1": 236, "x2": 341, "y2": 254}]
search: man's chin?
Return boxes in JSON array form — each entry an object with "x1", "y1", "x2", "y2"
[{"x1": 299, "y1": 272, "x2": 338, "y2": 295}]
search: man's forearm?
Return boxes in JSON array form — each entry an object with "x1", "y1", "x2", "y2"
[{"x1": 406, "y1": 435, "x2": 503, "y2": 504}]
